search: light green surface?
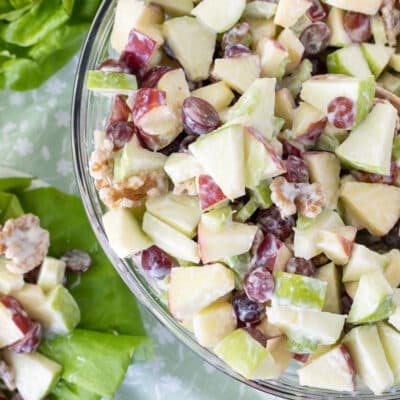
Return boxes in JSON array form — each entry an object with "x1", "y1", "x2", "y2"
[{"x1": 0, "y1": 56, "x2": 280, "y2": 400}]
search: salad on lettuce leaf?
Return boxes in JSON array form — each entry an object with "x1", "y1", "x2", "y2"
[{"x1": 0, "y1": 170, "x2": 152, "y2": 400}]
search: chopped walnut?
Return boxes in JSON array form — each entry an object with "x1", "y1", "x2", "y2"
[
  {"x1": 0, "y1": 214, "x2": 49, "y2": 274},
  {"x1": 270, "y1": 177, "x2": 326, "y2": 218},
  {"x1": 381, "y1": 0, "x2": 400, "y2": 46},
  {"x1": 173, "y1": 178, "x2": 197, "y2": 196},
  {"x1": 0, "y1": 359, "x2": 16, "y2": 391}
]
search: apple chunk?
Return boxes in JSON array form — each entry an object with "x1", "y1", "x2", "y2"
[
  {"x1": 191, "y1": 81, "x2": 235, "y2": 112},
  {"x1": 196, "y1": 175, "x2": 227, "y2": 211},
  {"x1": 256, "y1": 38, "x2": 289, "y2": 79},
  {"x1": 384, "y1": 249, "x2": 400, "y2": 288},
  {"x1": 168, "y1": 264, "x2": 235, "y2": 319},
  {"x1": 164, "y1": 152, "x2": 204, "y2": 184},
  {"x1": 378, "y1": 322, "x2": 400, "y2": 384},
  {"x1": 274, "y1": 0, "x2": 311, "y2": 28},
  {"x1": 323, "y1": 0, "x2": 384, "y2": 15},
  {"x1": 278, "y1": 28, "x2": 304, "y2": 73},
  {"x1": 157, "y1": 68, "x2": 190, "y2": 112},
  {"x1": 316, "y1": 262, "x2": 341, "y2": 314}
]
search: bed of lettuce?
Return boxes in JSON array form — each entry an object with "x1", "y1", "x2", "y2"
[
  {"x1": 0, "y1": 0, "x2": 101, "y2": 91},
  {"x1": 0, "y1": 174, "x2": 153, "y2": 400}
]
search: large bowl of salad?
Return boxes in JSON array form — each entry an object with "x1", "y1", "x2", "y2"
[{"x1": 72, "y1": 0, "x2": 400, "y2": 398}]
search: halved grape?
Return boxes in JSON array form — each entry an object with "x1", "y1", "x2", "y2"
[
  {"x1": 286, "y1": 257, "x2": 315, "y2": 277},
  {"x1": 300, "y1": 22, "x2": 331, "y2": 55},
  {"x1": 307, "y1": 0, "x2": 328, "y2": 22},
  {"x1": 243, "y1": 266, "x2": 275, "y2": 303},
  {"x1": 141, "y1": 245, "x2": 176, "y2": 280},
  {"x1": 284, "y1": 155, "x2": 310, "y2": 183},
  {"x1": 224, "y1": 44, "x2": 252, "y2": 58},
  {"x1": 344, "y1": 11, "x2": 371, "y2": 43},
  {"x1": 141, "y1": 66, "x2": 174, "y2": 89},
  {"x1": 327, "y1": 96, "x2": 356, "y2": 129},
  {"x1": 105, "y1": 121, "x2": 136, "y2": 151},
  {"x1": 61, "y1": 250, "x2": 92, "y2": 273},
  {"x1": 232, "y1": 292, "x2": 265, "y2": 324},
  {"x1": 256, "y1": 207, "x2": 295, "y2": 241}
]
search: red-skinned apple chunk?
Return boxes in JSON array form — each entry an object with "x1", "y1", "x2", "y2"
[
  {"x1": 197, "y1": 175, "x2": 227, "y2": 211},
  {"x1": 132, "y1": 88, "x2": 182, "y2": 150}
]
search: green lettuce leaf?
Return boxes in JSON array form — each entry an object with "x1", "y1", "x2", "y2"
[
  {"x1": 18, "y1": 187, "x2": 146, "y2": 336},
  {"x1": 0, "y1": 191, "x2": 24, "y2": 223},
  {"x1": 0, "y1": 170, "x2": 34, "y2": 192},
  {"x1": 40, "y1": 329, "x2": 153, "y2": 398},
  {"x1": 50, "y1": 380, "x2": 101, "y2": 400}
]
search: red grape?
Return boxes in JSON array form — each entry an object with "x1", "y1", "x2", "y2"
[
  {"x1": 307, "y1": 0, "x2": 328, "y2": 21},
  {"x1": 243, "y1": 266, "x2": 275, "y2": 303},
  {"x1": 256, "y1": 206, "x2": 295, "y2": 241},
  {"x1": 284, "y1": 155, "x2": 310, "y2": 183},
  {"x1": 286, "y1": 257, "x2": 315, "y2": 277},
  {"x1": 232, "y1": 292, "x2": 265, "y2": 324},
  {"x1": 383, "y1": 220, "x2": 400, "y2": 249},
  {"x1": 109, "y1": 95, "x2": 131, "y2": 124},
  {"x1": 1, "y1": 296, "x2": 33, "y2": 335},
  {"x1": 293, "y1": 353, "x2": 309, "y2": 363},
  {"x1": 61, "y1": 250, "x2": 92, "y2": 273},
  {"x1": 159, "y1": 133, "x2": 186, "y2": 156},
  {"x1": 0, "y1": 360, "x2": 15, "y2": 390},
  {"x1": 98, "y1": 58, "x2": 131, "y2": 73},
  {"x1": 351, "y1": 160, "x2": 398, "y2": 184},
  {"x1": 221, "y1": 22, "x2": 252, "y2": 51},
  {"x1": 252, "y1": 233, "x2": 283, "y2": 271},
  {"x1": 310, "y1": 57, "x2": 327, "y2": 75},
  {"x1": 182, "y1": 97, "x2": 220, "y2": 136},
  {"x1": 23, "y1": 265, "x2": 40, "y2": 284},
  {"x1": 0, "y1": 393, "x2": 6, "y2": 400},
  {"x1": 281, "y1": 139, "x2": 305, "y2": 158},
  {"x1": 179, "y1": 134, "x2": 198, "y2": 151},
  {"x1": 341, "y1": 293, "x2": 353, "y2": 314},
  {"x1": 243, "y1": 327, "x2": 267, "y2": 347},
  {"x1": 9, "y1": 321, "x2": 42, "y2": 354},
  {"x1": 327, "y1": 96, "x2": 356, "y2": 129},
  {"x1": 296, "y1": 117, "x2": 327, "y2": 147},
  {"x1": 224, "y1": 44, "x2": 252, "y2": 58},
  {"x1": 140, "y1": 66, "x2": 174, "y2": 88},
  {"x1": 300, "y1": 22, "x2": 331, "y2": 55},
  {"x1": 344, "y1": 12, "x2": 371, "y2": 43},
  {"x1": 105, "y1": 121, "x2": 136, "y2": 151},
  {"x1": 141, "y1": 245, "x2": 176, "y2": 280}
]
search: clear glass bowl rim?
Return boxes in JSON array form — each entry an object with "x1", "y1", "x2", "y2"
[{"x1": 71, "y1": 1, "x2": 400, "y2": 399}]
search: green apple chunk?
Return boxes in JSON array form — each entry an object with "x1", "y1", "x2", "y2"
[
  {"x1": 192, "y1": 81, "x2": 235, "y2": 112},
  {"x1": 371, "y1": 14, "x2": 387, "y2": 45},
  {"x1": 37, "y1": 257, "x2": 66, "y2": 292},
  {"x1": 303, "y1": 152, "x2": 340, "y2": 209},
  {"x1": 389, "y1": 53, "x2": 400, "y2": 72},
  {"x1": 360, "y1": 43, "x2": 394, "y2": 78},
  {"x1": 298, "y1": 344, "x2": 356, "y2": 392},
  {"x1": 378, "y1": 322, "x2": 400, "y2": 383},
  {"x1": 336, "y1": 102, "x2": 397, "y2": 175},
  {"x1": 168, "y1": 264, "x2": 235, "y2": 319},
  {"x1": 323, "y1": 0, "x2": 382, "y2": 15},
  {"x1": 327, "y1": 45, "x2": 372, "y2": 79},
  {"x1": 278, "y1": 28, "x2": 304, "y2": 73},
  {"x1": 191, "y1": 0, "x2": 246, "y2": 33},
  {"x1": 287, "y1": 334, "x2": 318, "y2": 354},
  {"x1": 0, "y1": 258, "x2": 23, "y2": 294},
  {"x1": 342, "y1": 244, "x2": 387, "y2": 282},
  {"x1": 192, "y1": 301, "x2": 236, "y2": 347},
  {"x1": 198, "y1": 219, "x2": 257, "y2": 264},
  {"x1": 3, "y1": 350, "x2": 62, "y2": 400},
  {"x1": 235, "y1": 196, "x2": 260, "y2": 223},
  {"x1": 300, "y1": 75, "x2": 375, "y2": 128},
  {"x1": 149, "y1": 0, "x2": 194, "y2": 16},
  {"x1": 379, "y1": 71, "x2": 400, "y2": 96},
  {"x1": 86, "y1": 71, "x2": 138, "y2": 95},
  {"x1": 274, "y1": 0, "x2": 311, "y2": 28},
  {"x1": 189, "y1": 124, "x2": 245, "y2": 199},
  {"x1": 244, "y1": 127, "x2": 286, "y2": 189},
  {"x1": 212, "y1": 55, "x2": 261, "y2": 94},
  {"x1": 164, "y1": 152, "x2": 204, "y2": 184},
  {"x1": 384, "y1": 250, "x2": 400, "y2": 288},
  {"x1": 103, "y1": 208, "x2": 152, "y2": 258},
  {"x1": 388, "y1": 289, "x2": 400, "y2": 330},
  {"x1": 267, "y1": 305, "x2": 346, "y2": 345},
  {"x1": 201, "y1": 206, "x2": 232, "y2": 233},
  {"x1": 343, "y1": 325, "x2": 394, "y2": 395},
  {"x1": 143, "y1": 212, "x2": 199, "y2": 263},
  {"x1": 348, "y1": 271, "x2": 394, "y2": 324},
  {"x1": 327, "y1": 7, "x2": 351, "y2": 47},
  {"x1": 340, "y1": 181, "x2": 400, "y2": 236},
  {"x1": 244, "y1": 1, "x2": 277, "y2": 19},
  {"x1": 163, "y1": 17, "x2": 216, "y2": 81},
  {"x1": 316, "y1": 262, "x2": 342, "y2": 314},
  {"x1": 146, "y1": 193, "x2": 201, "y2": 237},
  {"x1": 256, "y1": 38, "x2": 289, "y2": 79},
  {"x1": 273, "y1": 272, "x2": 327, "y2": 310},
  {"x1": 223, "y1": 78, "x2": 277, "y2": 139},
  {"x1": 294, "y1": 209, "x2": 344, "y2": 260}
]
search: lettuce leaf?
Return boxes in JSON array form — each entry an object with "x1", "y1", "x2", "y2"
[
  {"x1": 0, "y1": 191, "x2": 24, "y2": 223},
  {"x1": 40, "y1": 329, "x2": 153, "y2": 398},
  {"x1": 50, "y1": 380, "x2": 101, "y2": 400},
  {"x1": 0, "y1": 174, "x2": 33, "y2": 192}
]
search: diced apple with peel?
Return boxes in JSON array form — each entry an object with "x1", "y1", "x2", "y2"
[
  {"x1": 189, "y1": 124, "x2": 245, "y2": 200},
  {"x1": 86, "y1": 71, "x2": 138, "y2": 95},
  {"x1": 191, "y1": 0, "x2": 246, "y2": 33},
  {"x1": 298, "y1": 344, "x2": 356, "y2": 392},
  {"x1": 327, "y1": 7, "x2": 351, "y2": 47},
  {"x1": 300, "y1": 75, "x2": 376, "y2": 129},
  {"x1": 198, "y1": 219, "x2": 257, "y2": 264},
  {"x1": 191, "y1": 82, "x2": 235, "y2": 112},
  {"x1": 164, "y1": 152, "x2": 204, "y2": 184},
  {"x1": 143, "y1": 212, "x2": 199, "y2": 263},
  {"x1": 340, "y1": 181, "x2": 400, "y2": 236},
  {"x1": 150, "y1": 0, "x2": 194, "y2": 16},
  {"x1": 3, "y1": 350, "x2": 62, "y2": 400},
  {"x1": 361, "y1": 43, "x2": 395, "y2": 78},
  {"x1": 256, "y1": 38, "x2": 289, "y2": 79},
  {"x1": 157, "y1": 68, "x2": 190, "y2": 112},
  {"x1": 384, "y1": 249, "x2": 400, "y2": 288},
  {"x1": 223, "y1": 78, "x2": 276, "y2": 139},
  {"x1": 267, "y1": 305, "x2": 346, "y2": 345},
  {"x1": 168, "y1": 264, "x2": 235, "y2": 319},
  {"x1": 343, "y1": 325, "x2": 394, "y2": 395},
  {"x1": 274, "y1": 0, "x2": 311, "y2": 28},
  {"x1": 132, "y1": 88, "x2": 182, "y2": 151},
  {"x1": 275, "y1": 88, "x2": 296, "y2": 129},
  {"x1": 294, "y1": 209, "x2": 344, "y2": 260},
  {"x1": 110, "y1": 0, "x2": 164, "y2": 54},
  {"x1": 192, "y1": 301, "x2": 236, "y2": 347},
  {"x1": 199, "y1": 206, "x2": 232, "y2": 233},
  {"x1": 146, "y1": 193, "x2": 201, "y2": 237},
  {"x1": 0, "y1": 259, "x2": 23, "y2": 294},
  {"x1": 342, "y1": 244, "x2": 387, "y2": 282},
  {"x1": 317, "y1": 226, "x2": 357, "y2": 266},
  {"x1": 336, "y1": 102, "x2": 397, "y2": 176},
  {"x1": 163, "y1": 17, "x2": 216, "y2": 81},
  {"x1": 248, "y1": 19, "x2": 278, "y2": 48},
  {"x1": 378, "y1": 322, "x2": 400, "y2": 383},
  {"x1": 37, "y1": 257, "x2": 66, "y2": 292},
  {"x1": 103, "y1": 208, "x2": 152, "y2": 258},
  {"x1": 273, "y1": 272, "x2": 327, "y2": 310},
  {"x1": 212, "y1": 55, "x2": 261, "y2": 94},
  {"x1": 278, "y1": 28, "x2": 304, "y2": 73},
  {"x1": 196, "y1": 175, "x2": 228, "y2": 212},
  {"x1": 316, "y1": 262, "x2": 342, "y2": 314},
  {"x1": 303, "y1": 152, "x2": 341, "y2": 209},
  {"x1": 323, "y1": 0, "x2": 384, "y2": 15},
  {"x1": 348, "y1": 271, "x2": 394, "y2": 324},
  {"x1": 244, "y1": 128, "x2": 286, "y2": 189}
]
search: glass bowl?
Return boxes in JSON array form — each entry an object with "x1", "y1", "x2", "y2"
[{"x1": 71, "y1": 1, "x2": 400, "y2": 398}]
